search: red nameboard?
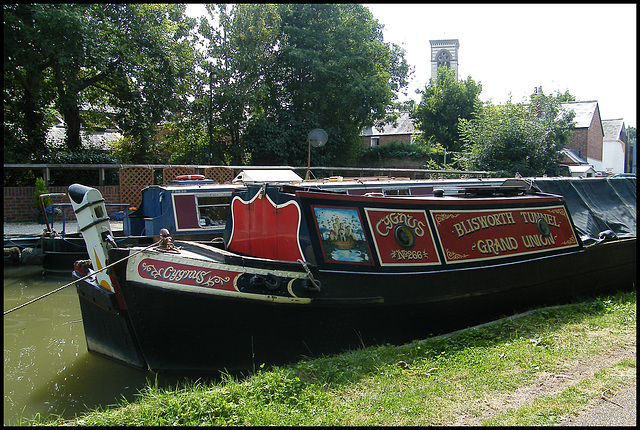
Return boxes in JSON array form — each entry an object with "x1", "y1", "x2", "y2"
[
  {"x1": 365, "y1": 208, "x2": 441, "y2": 266},
  {"x1": 138, "y1": 258, "x2": 239, "y2": 291},
  {"x1": 430, "y1": 205, "x2": 579, "y2": 264}
]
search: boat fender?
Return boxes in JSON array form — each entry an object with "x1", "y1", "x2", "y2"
[
  {"x1": 265, "y1": 273, "x2": 281, "y2": 290},
  {"x1": 249, "y1": 274, "x2": 281, "y2": 291},
  {"x1": 433, "y1": 189, "x2": 444, "y2": 197},
  {"x1": 250, "y1": 274, "x2": 265, "y2": 287},
  {"x1": 20, "y1": 247, "x2": 44, "y2": 265},
  {"x1": 176, "y1": 174, "x2": 205, "y2": 181},
  {"x1": 4, "y1": 247, "x2": 21, "y2": 265}
]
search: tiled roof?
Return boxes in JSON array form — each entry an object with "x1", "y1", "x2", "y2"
[
  {"x1": 361, "y1": 112, "x2": 415, "y2": 136},
  {"x1": 560, "y1": 148, "x2": 589, "y2": 164},
  {"x1": 560, "y1": 101, "x2": 599, "y2": 128},
  {"x1": 602, "y1": 118, "x2": 625, "y2": 142}
]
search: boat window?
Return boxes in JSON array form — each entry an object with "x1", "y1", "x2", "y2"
[
  {"x1": 384, "y1": 188, "x2": 410, "y2": 196},
  {"x1": 196, "y1": 196, "x2": 230, "y2": 228}
]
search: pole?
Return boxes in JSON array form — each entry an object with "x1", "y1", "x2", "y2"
[
  {"x1": 208, "y1": 69, "x2": 214, "y2": 164},
  {"x1": 306, "y1": 137, "x2": 311, "y2": 180}
]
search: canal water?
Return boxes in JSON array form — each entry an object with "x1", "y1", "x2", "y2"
[{"x1": 3, "y1": 265, "x2": 159, "y2": 425}]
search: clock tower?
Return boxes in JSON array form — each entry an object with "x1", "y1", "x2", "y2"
[{"x1": 430, "y1": 39, "x2": 459, "y2": 81}]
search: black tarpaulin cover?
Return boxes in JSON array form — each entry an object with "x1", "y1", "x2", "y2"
[{"x1": 532, "y1": 177, "x2": 636, "y2": 241}]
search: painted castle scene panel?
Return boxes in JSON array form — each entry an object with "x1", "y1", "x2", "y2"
[{"x1": 313, "y1": 206, "x2": 372, "y2": 264}]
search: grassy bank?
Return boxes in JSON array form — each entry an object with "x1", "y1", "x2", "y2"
[{"x1": 34, "y1": 289, "x2": 635, "y2": 426}]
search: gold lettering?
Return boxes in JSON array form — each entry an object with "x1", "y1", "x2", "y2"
[
  {"x1": 453, "y1": 222, "x2": 465, "y2": 238},
  {"x1": 476, "y1": 237, "x2": 518, "y2": 255},
  {"x1": 521, "y1": 234, "x2": 556, "y2": 249},
  {"x1": 452, "y1": 211, "x2": 517, "y2": 238},
  {"x1": 477, "y1": 239, "x2": 487, "y2": 254},
  {"x1": 520, "y1": 211, "x2": 561, "y2": 228},
  {"x1": 376, "y1": 212, "x2": 426, "y2": 238}
]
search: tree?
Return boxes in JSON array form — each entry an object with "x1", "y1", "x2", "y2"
[
  {"x1": 243, "y1": 3, "x2": 411, "y2": 166},
  {"x1": 79, "y1": 4, "x2": 199, "y2": 162},
  {"x1": 458, "y1": 92, "x2": 575, "y2": 177},
  {"x1": 412, "y1": 66, "x2": 482, "y2": 155},
  {"x1": 549, "y1": 87, "x2": 576, "y2": 102},
  {"x1": 4, "y1": 4, "x2": 65, "y2": 161},
  {"x1": 4, "y1": 4, "x2": 199, "y2": 161},
  {"x1": 199, "y1": 3, "x2": 281, "y2": 164}
]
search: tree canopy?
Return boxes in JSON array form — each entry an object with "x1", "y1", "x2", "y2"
[
  {"x1": 5, "y1": 3, "x2": 589, "y2": 178},
  {"x1": 411, "y1": 66, "x2": 482, "y2": 155},
  {"x1": 4, "y1": 3, "x2": 411, "y2": 167},
  {"x1": 4, "y1": 3, "x2": 199, "y2": 163},
  {"x1": 242, "y1": 3, "x2": 411, "y2": 166},
  {"x1": 458, "y1": 89, "x2": 576, "y2": 177}
]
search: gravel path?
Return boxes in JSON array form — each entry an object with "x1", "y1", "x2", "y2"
[{"x1": 4, "y1": 220, "x2": 124, "y2": 236}]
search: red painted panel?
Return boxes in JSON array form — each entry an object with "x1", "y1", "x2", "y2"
[
  {"x1": 173, "y1": 194, "x2": 200, "y2": 229},
  {"x1": 228, "y1": 193, "x2": 304, "y2": 262},
  {"x1": 365, "y1": 209, "x2": 441, "y2": 266},
  {"x1": 431, "y1": 205, "x2": 579, "y2": 264},
  {"x1": 138, "y1": 258, "x2": 238, "y2": 291}
]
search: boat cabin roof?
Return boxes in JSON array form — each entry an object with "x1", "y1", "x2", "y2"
[{"x1": 232, "y1": 169, "x2": 304, "y2": 183}]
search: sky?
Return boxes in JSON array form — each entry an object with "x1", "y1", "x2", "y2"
[{"x1": 185, "y1": 3, "x2": 637, "y2": 128}]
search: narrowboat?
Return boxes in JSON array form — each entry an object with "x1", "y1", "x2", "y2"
[
  {"x1": 68, "y1": 176, "x2": 636, "y2": 372},
  {"x1": 7, "y1": 169, "x2": 505, "y2": 275}
]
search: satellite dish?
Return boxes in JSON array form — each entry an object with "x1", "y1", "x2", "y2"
[{"x1": 308, "y1": 128, "x2": 328, "y2": 148}]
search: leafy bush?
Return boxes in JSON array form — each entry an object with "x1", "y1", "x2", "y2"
[
  {"x1": 45, "y1": 149, "x2": 119, "y2": 186},
  {"x1": 359, "y1": 141, "x2": 427, "y2": 160},
  {"x1": 357, "y1": 141, "x2": 447, "y2": 166},
  {"x1": 34, "y1": 177, "x2": 51, "y2": 213}
]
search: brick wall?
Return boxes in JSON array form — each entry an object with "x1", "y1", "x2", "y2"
[
  {"x1": 3, "y1": 185, "x2": 121, "y2": 223},
  {"x1": 567, "y1": 129, "x2": 589, "y2": 159},
  {"x1": 587, "y1": 110, "x2": 604, "y2": 161}
]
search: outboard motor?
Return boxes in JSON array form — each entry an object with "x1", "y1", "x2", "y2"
[{"x1": 68, "y1": 184, "x2": 117, "y2": 292}]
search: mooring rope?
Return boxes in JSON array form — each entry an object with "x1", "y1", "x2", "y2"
[
  {"x1": 3, "y1": 239, "x2": 163, "y2": 316},
  {"x1": 297, "y1": 259, "x2": 321, "y2": 292}
]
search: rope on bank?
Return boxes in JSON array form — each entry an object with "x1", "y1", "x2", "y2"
[{"x1": 3, "y1": 239, "x2": 163, "y2": 316}]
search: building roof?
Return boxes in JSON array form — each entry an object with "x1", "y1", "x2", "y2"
[
  {"x1": 361, "y1": 112, "x2": 415, "y2": 137},
  {"x1": 46, "y1": 124, "x2": 122, "y2": 150},
  {"x1": 560, "y1": 101, "x2": 600, "y2": 128},
  {"x1": 602, "y1": 118, "x2": 625, "y2": 142},
  {"x1": 560, "y1": 148, "x2": 589, "y2": 165},
  {"x1": 569, "y1": 164, "x2": 596, "y2": 174}
]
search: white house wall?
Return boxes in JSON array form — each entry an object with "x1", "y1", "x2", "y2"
[
  {"x1": 587, "y1": 157, "x2": 603, "y2": 172},
  {"x1": 602, "y1": 140, "x2": 626, "y2": 174}
]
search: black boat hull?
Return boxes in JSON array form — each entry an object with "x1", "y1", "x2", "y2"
[{"x1": 75, "y1": 238, "x2": 635, "y2": 372}]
